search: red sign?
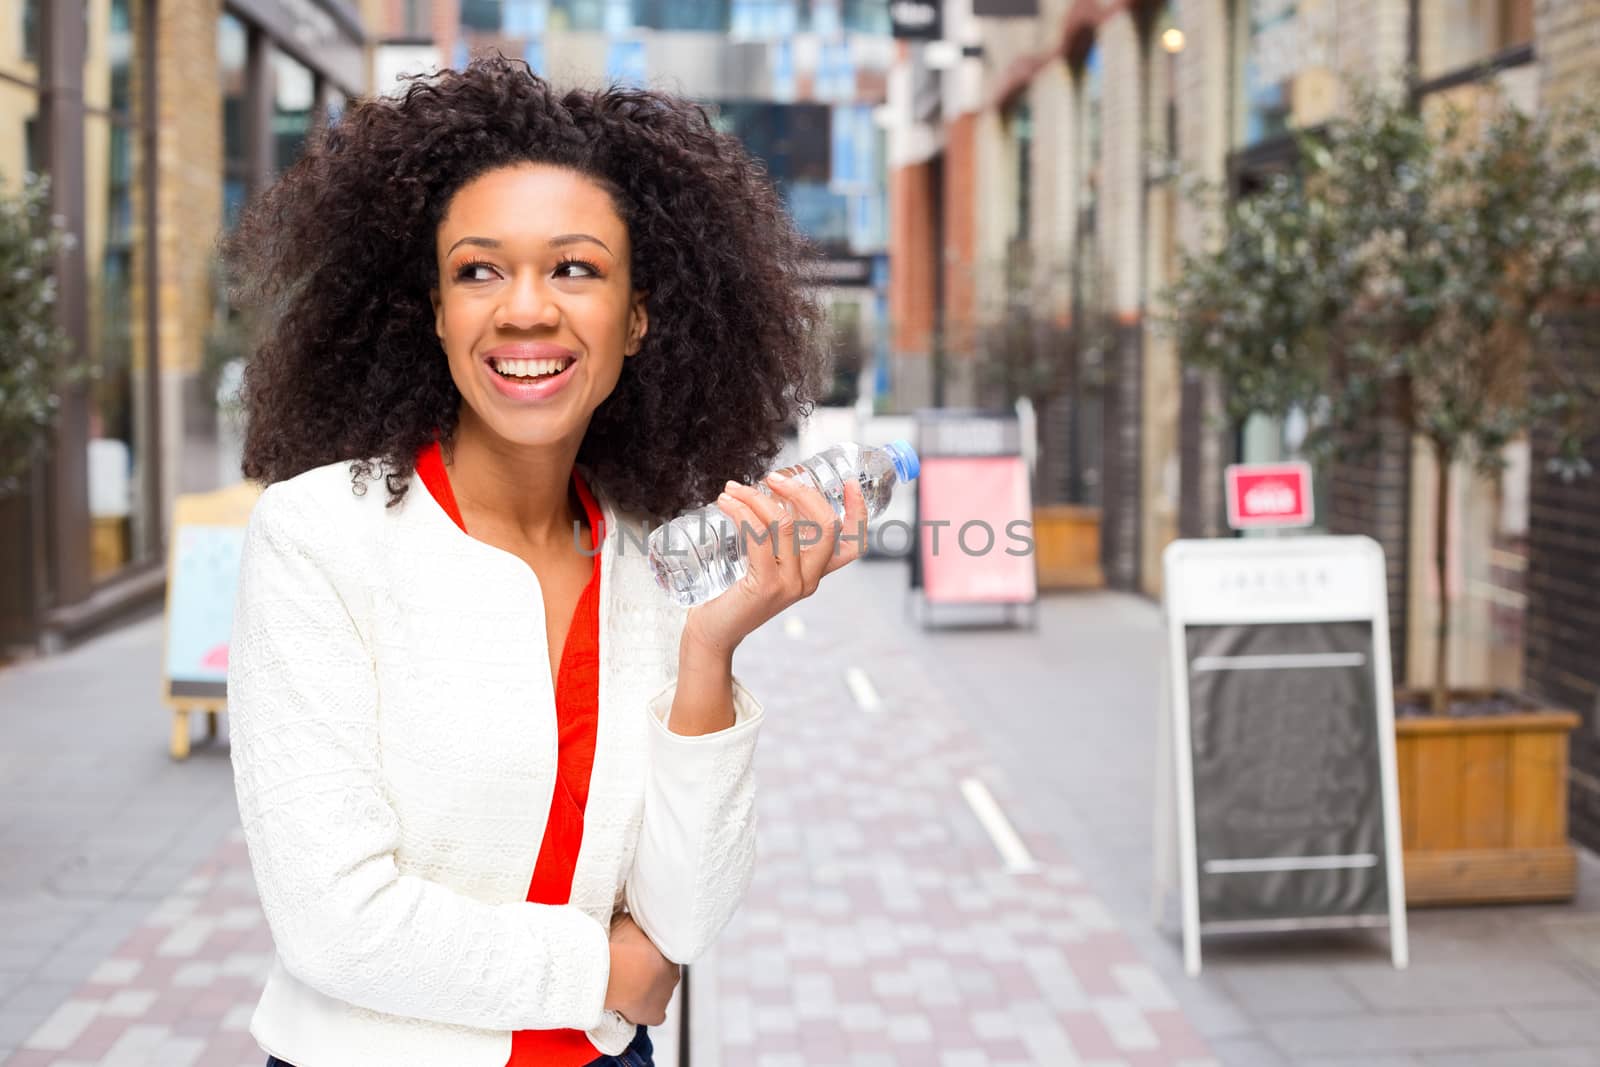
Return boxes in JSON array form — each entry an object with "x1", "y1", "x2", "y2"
[{"x1": 1225, "y1": 461, "x2": 1314, "y2": 529}]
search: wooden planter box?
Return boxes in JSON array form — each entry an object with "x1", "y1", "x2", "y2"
[
  {"x1": 1395, "y1": 691, "x2": 1580, "y2": 906},
  {"x1": 1033, "y1": 505, "x2": 1104, "y2": 590}
]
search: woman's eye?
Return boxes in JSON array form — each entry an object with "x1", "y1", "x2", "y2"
[
  {"x1": 456, "y1": 261, "x2": 497, "y2": 282},
  {"x1": 555, "y1": 259, "x2": 600, "y2": 279}
]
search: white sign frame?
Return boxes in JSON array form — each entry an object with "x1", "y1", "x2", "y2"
[{"x1": 1159, "y1": 535, "x2": 1409, "y2": 976}]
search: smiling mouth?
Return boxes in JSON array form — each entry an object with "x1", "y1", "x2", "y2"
[{"x1": 488, "y1": 355, "x2": 575, "y2": 382}]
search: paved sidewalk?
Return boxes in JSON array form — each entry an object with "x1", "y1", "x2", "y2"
[{"x1": 4, "y1": 561, "x2": 1600, "y2": 1065}]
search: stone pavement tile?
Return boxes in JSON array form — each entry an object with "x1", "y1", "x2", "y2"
[
  {"x1": 1212, "y1": 964, "x2": 1366, "y2": 1018},
  {"x1": 1335, "y1": 960, "x2": 1600, "y2": 1013},
  {"x1": 1419, "y1": 1052, "x2": 1600, "y2": 1067},
  {"x1": 1203, "y1": 1035, "x2": 1291, "y2": 1067},
  {"x1": 1504, "y1": 1004, "x2": 1600, "y2": 1045},
  {"x1": 1265, "y1": 1011, "x2": 1527, "y2": 1057}
]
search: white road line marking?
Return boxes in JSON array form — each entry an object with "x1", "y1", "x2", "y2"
[
  {"x1": 783, "y1": 616, "x2": 806, "y2": 639},
  {"x1": 844, "y1": 666, "x2": 881, "y2": 711},
  {"x1": 959, "y1": 777, "x2": 1037, "y2": 874}
]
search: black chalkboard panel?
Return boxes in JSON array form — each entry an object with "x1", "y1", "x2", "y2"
[{"x1": 1185, "y1": 620, "x2": 1389, "y2": 926}]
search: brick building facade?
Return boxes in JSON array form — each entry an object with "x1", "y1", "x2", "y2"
[
  {"x1": 887, "y1": 0, "x2": 1600, "y2": 846},
  {"x1": 0, "y1": 0, "x2": 370, "y2": 651}
]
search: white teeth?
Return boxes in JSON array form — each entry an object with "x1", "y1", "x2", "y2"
[{"x1": 491, "y1": 356, "x2": 572, "y2": 378}]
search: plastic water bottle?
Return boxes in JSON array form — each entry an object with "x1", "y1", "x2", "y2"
[{"x1": 647, "y1": 440, "x2": 920, "y2": 606}]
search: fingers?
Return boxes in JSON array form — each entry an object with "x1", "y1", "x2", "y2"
[
  {"x1": 762, "y1": 471, "x2": 840, "y2": 592},
  {"x1": 823, "y1": 475, "x2": 868, "y2": 576},
  {"x1": 716, "y1": 481, "x2": 789, "y2": 593}
]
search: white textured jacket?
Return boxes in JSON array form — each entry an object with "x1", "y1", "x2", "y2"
[{"x1": 227, "y1": 459, "x2": 764, "y2": 1067}]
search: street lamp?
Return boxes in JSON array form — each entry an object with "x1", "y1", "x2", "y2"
[{"x1": 1161, "y1": 26, "x2": 1186, "y2": 54}]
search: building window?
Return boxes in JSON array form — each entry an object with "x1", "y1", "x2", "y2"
[
  {"x1": 460, "y1": 0, "x2": 503, "y2": 31},
  {"x1": 1230, "y1": 0, "x2": 1339, "y2": 147},
  {"x1": 85, "y1": 0, "x2": 157, "y2": 576},
  {"x1": 548, "y1": 0, "x2": 608, "y2": 31},
  {"x1": 219, "y1": 12, "x2": 248, "y2": 228},
  {"x1": 503, "y1": 0, "x2": 547, "y2": 34},
  {"x1": 1078, "y1": 43, "x2": 1102, "y2": 212},
  {"x1": 1419, "y1": 0, "x2": 1533, "y2": 79},
  {"x1": 272, "y1": 48, "x2": 314, "y2": 173},
  {"x1": 1008, "y1": 100, "x2": 1032, "y2": 245}
]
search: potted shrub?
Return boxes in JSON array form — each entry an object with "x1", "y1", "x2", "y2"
[{"x1": 1161, "y1": 88, "x2": 1600, "y2": 904}]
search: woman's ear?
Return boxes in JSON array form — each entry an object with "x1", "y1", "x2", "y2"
[
  {"x1": 430, "y1": 288, "x2": 444, "y2": 342},
  {"x1": 625, "y1": 291, "x2": 650, "y2": 356}
]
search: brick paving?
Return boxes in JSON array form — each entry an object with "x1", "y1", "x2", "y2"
[
  {"x1": 699, "y1": 607, "x2": 1213, "y2": 1066},
  {"x1": 4, "y1": 830, "x2": 269, "y2": 1067}
]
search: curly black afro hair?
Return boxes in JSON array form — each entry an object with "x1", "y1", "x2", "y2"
[{"x1": 228, "y1": 55, "x2": 825, "y2": 522}]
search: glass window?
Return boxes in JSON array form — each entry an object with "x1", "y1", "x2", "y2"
[
  {"x1": 1078, "y1": 44, "x2": 1102, "y2": 211},
  {"x1": 20, "y1": 0, "x2": 40, "y2": 67},
  {"x1": 634, "y1": 0, "x2": 729, "y2": 31},
  {"x1": 1232, "y1": 0, "x2": 1339, "y2": 147},
  {"x1": 731, "y1": 0, "x2": 800, "y2": 36},
  {"x1": 503, "y1": 0, "x2": 547, "y2": 34},
  {"x1": 219, "y1": 12, "x2": 248, "y2": 228},
  {"x1": 1, "y1": 83, "x2": 40, "y2": 190},
  {"x1": 548, "y1": 0, "x2": 607, "y2": 30},
  {"x1": 271, "y1": 48, "x2": 314, "y2": 173},
  {"x1": 842, "y1": 0, "x2": 889, "y2": 35},
  {"x1": 83, "y1": 0, "x2": 156, "y2": 574},
  {"x1": 1419, "y1": 0, "x2": 1533, "y2": 78},
  {"x1": 1235, "y1": 0, "x2": 1290, "y2": 145},
  {"x1": 1009, "y1": 101, "x2": 1032, "y2": 243},
  {"x1": 460, "y1": 0, "x2": 503, "y2": 31}
]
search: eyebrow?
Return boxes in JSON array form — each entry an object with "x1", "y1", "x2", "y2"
[{"x1": 446, "y1": 233, "x2": 614, "y2": 257}]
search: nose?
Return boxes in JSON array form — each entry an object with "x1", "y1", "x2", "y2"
[{"x1": 494, "y1": 270, "x2": 560, "y2": 331}]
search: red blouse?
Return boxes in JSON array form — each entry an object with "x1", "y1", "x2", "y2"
[{"x1": 415, "y1": 442, "x2": 607, "y2": 1067}]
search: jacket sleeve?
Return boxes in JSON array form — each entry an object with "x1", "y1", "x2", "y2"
[
  {"x1": 228, "y1": 484, "x2": 611, "y2": 1031},
  {"x1": 623, "y1": 671, "x2": 764, "y2": 965}
]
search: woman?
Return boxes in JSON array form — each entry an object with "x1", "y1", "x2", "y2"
[{"x1": 226, "y1": 56, "x2": 863, "y2": 1067}]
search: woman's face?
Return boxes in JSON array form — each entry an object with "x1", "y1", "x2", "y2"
[{"x1": 431, "y1": 163, "x2": 647, "y2": 452}]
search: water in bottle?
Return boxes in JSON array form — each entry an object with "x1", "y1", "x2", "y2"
[{"x1": 647, "y1": 440, "x2": 920, "y2": 606}]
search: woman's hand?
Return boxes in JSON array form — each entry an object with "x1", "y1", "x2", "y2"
[
  {"x1": 604, "y1": 913, "x2": 679, "y2": 1025},
  {"x1": 683, "y1": 471, "x2": 869, "y2": 657}
]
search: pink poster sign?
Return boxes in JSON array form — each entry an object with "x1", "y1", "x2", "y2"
[{"x1": 918, "y1": 455, "x2": 1037, "y2": 604}]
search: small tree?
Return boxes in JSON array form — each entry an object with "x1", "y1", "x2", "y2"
[
  {"x1": 1162, "y1": 88, "x2": 1600, "y2": 714},
  {"x1": 0, "y1": 173, "x2": 75, "y2": 496}
]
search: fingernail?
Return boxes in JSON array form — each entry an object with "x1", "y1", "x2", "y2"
[
  {"x1": 768, "y1": 471, "x2": 789, "y2": 483},
  {"x1": 724, "y1": 480, "x2": 739, "y2": 492}
]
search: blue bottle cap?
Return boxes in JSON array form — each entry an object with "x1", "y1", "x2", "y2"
[{"x1": 885, "y1": 439, "x2": 919, "y2": 482}]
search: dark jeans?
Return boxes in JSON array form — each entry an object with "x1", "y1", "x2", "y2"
[{"x1": 265, "y1": 1026, "x2": 653, "y2": 1067}]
